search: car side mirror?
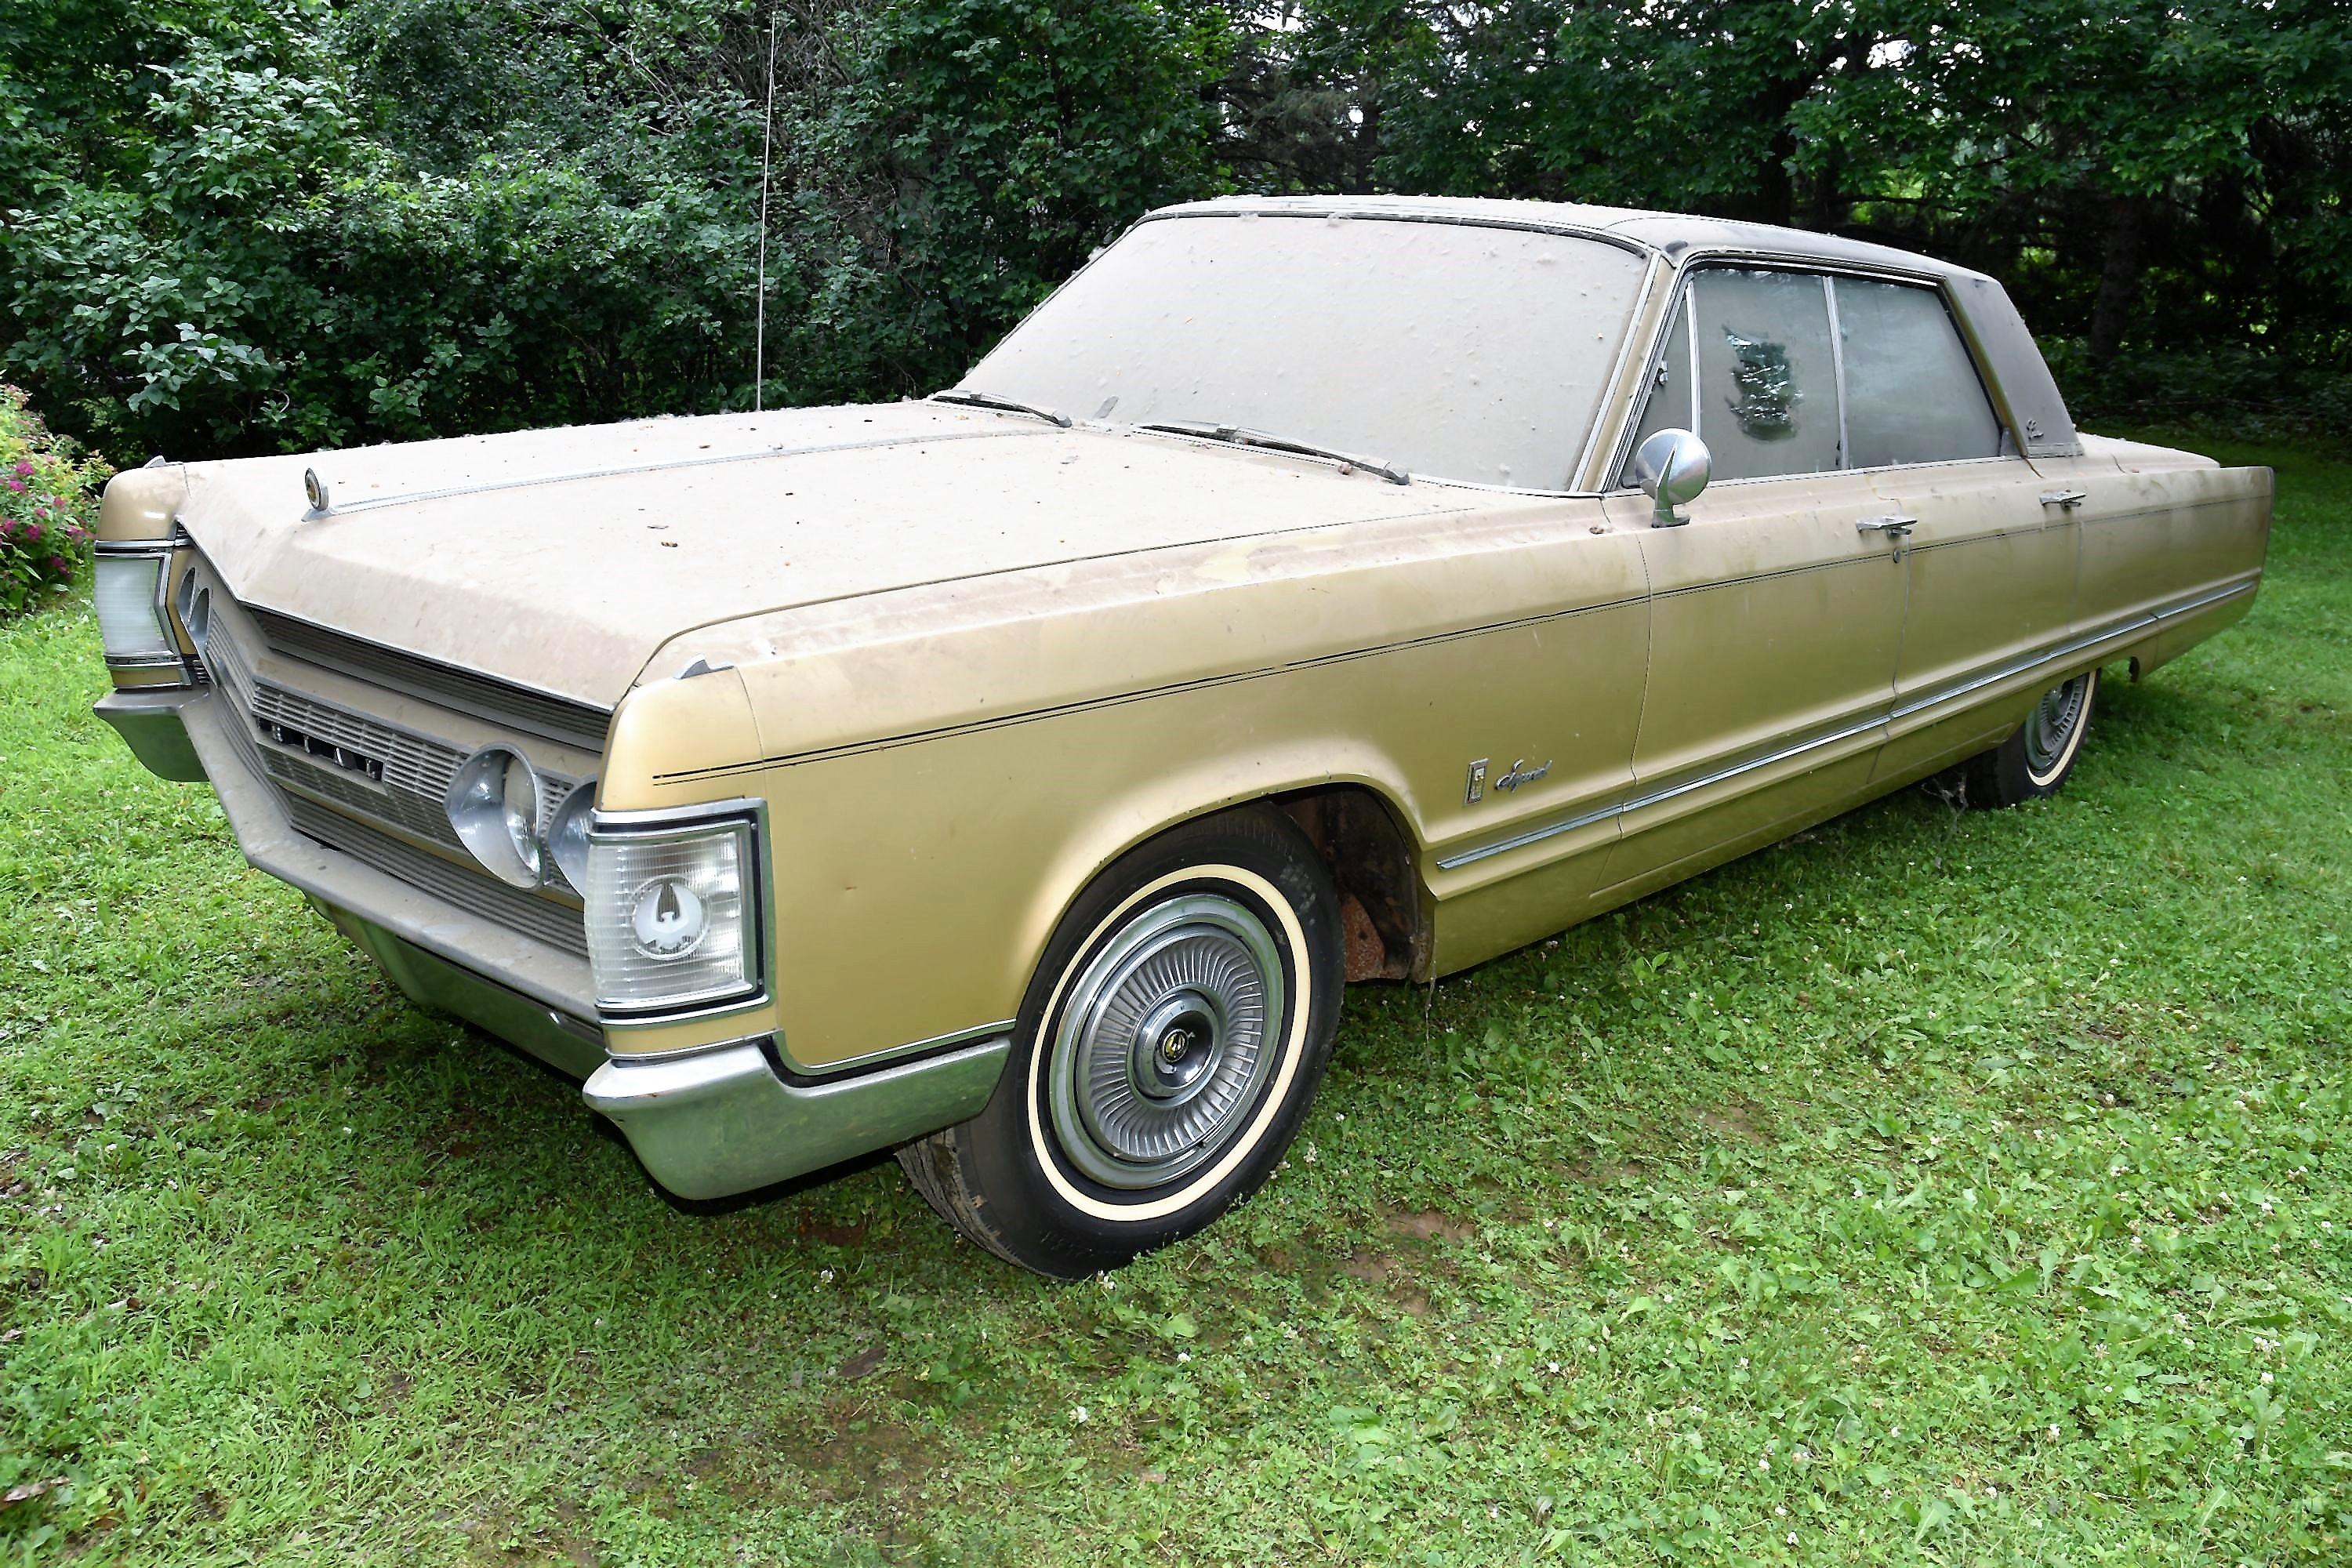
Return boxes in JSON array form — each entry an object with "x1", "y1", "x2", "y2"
[{"x1": 1632, "y1": 428, "x2": 1711, "y2": 528}]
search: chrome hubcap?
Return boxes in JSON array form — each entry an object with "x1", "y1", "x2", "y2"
[
  {"x1": 2024, "y1": 673, "x2": 2090, "y2": 779},
  {"x1": 1047, "y1": 892, "x2": 1284, "y2": 1190}
]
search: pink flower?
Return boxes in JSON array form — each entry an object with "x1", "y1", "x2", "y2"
[
  {"x1": 22, "y1": 520, "x2": 41, "y2": 542},
  {"x1": 4, "y1": 478, "x2": 24, "y2": 493},
  {"x1": 11, "y1": 460, "x2": 30, "y2": 477},
  {"x1": 48, "y1": 554, "x2": 67, "y2": 573},
  {"x1": 65, "y1": 524, "x2": 89, "y2": 544},
  {"x1": 0, "y1": 518, "x2": 15, "y2": 539}
]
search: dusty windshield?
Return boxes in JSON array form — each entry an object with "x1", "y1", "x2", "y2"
[{"x1": 960, "y1": 212, "x2": 1651, "y2": 490}]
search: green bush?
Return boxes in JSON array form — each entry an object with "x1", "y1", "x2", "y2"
[
  {"x1": 0, "y1": 386, "x2": 107, "y2": 615},
  {"x1": 2049, "y1": 339, "x2": 2352, "y2": 448},
  {"x1": 0, "y1": 0, "x2": 1225, "y2": 464}
]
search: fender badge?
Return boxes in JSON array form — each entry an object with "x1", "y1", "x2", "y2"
[
  {"x1": 1495, "y1": 758, "x2": 1552, "y2": 793},
  {"x1": 1465, "y1": 758, "x2": 1488, "y2": 804}
]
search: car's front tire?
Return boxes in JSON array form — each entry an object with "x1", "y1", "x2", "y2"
[
  {"x1": 897, "y1": 805, "x2": 1342, "y2": 1278},
  {"x1": 1962, "y1": 667, "x2": 2099, "y2": 808}
]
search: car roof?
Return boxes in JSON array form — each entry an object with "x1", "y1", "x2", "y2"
[{"x1": 1148, "y1": 194, "x2": 1991, "y2": 285}]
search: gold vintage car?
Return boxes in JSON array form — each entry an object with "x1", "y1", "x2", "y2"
[{"x1": 92, "y1": 198, "x2": 2271, "y2": 1276}]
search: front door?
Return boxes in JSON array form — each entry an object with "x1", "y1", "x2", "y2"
[{"x1": 1599, "y1": 264, "x2": 1910, "y2": 898}]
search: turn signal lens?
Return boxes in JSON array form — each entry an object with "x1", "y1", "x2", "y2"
[
  {"x1": 94, "y1": 550, "x2": 175, "y2": 663},
  {"x1": 583, "y1": 817, "x2": 758, "y2": 1014}
]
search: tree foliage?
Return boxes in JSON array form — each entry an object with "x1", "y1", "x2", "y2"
[{"x1": 1, "y1": 0, "x2": 2345, "y2": 462}]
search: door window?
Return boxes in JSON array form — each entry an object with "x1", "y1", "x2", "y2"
[
  {"x1": 1621, "y1": 266, "x2": 2006, "y2": 485},
  {"x1": 1693, "y1": 268, "x2": 1842, "y2": 481},
  {"x1": 1834, "y1": 278, "x2": 2003, "y2": 467}
]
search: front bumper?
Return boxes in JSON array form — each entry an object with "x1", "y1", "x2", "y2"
[
  {"x1": 584, "y1": 1036, "x2": 1010, "y2": 1199},
  {"x1": 96, "y1": 684, "x2": 1011, "y2": 1199}
]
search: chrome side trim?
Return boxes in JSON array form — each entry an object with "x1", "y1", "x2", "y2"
[
  {"x1": 1435, "y1": 800, "x2": 1624, "y2": 871},
  {"x1": 608, "y1": 1015, "x2": 1020, "y2": 1073},
  {"x1": 1624, "y1": 715, "x2": 1887, "y2": 813},
  {"x1": 1435, "y1": 575, "x2": 2258, "y2": 873},
  {"x1": 810, "y1": 1017, "x2": 1022, "y2": 1075},
  {"x1": 1890, "y1": 579, "x2": 2256, "y2": 722}
]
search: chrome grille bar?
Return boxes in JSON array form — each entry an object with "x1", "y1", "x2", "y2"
[{"x1": 245, "y1": 607, "x2": 610, "y2": 752}]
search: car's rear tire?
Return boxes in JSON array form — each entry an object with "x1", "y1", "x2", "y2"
[
  {"x1": 897, "y1": 805, "x2": 1343, "y2": 1279},
  {"x1": 1961, "y1": 668, "x2": 2098, "y2": 808}
]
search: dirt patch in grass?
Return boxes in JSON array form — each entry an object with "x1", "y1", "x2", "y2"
[
  {"x1": 1700, "y1": 1103, "x2": 1769, "y2": 1144},
  {"x1": 1385, "y1": 1209, "x2": 1474, "y2": 1244},
  {"x1": 751, "y1": 1400, "x2": 951, "y2": 1511},
  {"x1": 1338, "y1": 1248, "x2": 1433, "y2": 1316}
]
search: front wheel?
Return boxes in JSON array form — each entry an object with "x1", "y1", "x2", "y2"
[
  {"x1": 1962, "y1": 668, "x2": 2099, "y2": 808},
  {"x1": 897, "y1": 805, "x2": 1342, "y2": 1278}
]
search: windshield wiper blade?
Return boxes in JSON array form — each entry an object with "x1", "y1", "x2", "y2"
[
  {"x1": 1134, "y1": 421, "x2": 1409, "y2": 485},
  {"x1": 932, "y1": 388, "x2": 1073, "y2": 427}
]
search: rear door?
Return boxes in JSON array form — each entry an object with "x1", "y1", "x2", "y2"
[
  {"x1": 1598, "y1": 264, "x2": 1907, "y2": 899},
  {"x1": 1843, "y1": 277, "x2": 2078, "y2": 779}
]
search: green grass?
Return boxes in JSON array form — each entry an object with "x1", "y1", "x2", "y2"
[{"x1": 2, "y1": 435, "x2": 2347, "y2": 1566}]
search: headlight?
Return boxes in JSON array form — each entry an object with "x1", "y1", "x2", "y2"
[
  {"x1": 93, "y1": 547, "x2": 177, "y2": 664},
  {"x1": 583, "y1": 811, "x2": 760, "y2": 1016},
  {"x1": 172, "y1": 567, "x2": 212, "y2": 660},
  {"x1": 546, "y1": 778, "x2": 596, "y2": 894},
  {"x1": 445, "y1": 745, "x2": 543, "y2": 888}
]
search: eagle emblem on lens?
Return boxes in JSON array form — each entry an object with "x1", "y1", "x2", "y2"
[{"x1": 628, "y1": 877, "x2": 707, "y2": 959}]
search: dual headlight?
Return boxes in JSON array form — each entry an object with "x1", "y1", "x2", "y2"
[{"x1": 445, "y1": 746, "x2": 761, "y2": 1017}]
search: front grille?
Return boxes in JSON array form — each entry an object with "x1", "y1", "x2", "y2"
[
  {"x1": 281, "y1": 797, "x2": 590, "y2": 956},
  {"x1": 245, "y1": 607, "x2": 610, "y2": 753},
  {"x1": 192, "y1": 572, "x2": 595, "y2": 958}
]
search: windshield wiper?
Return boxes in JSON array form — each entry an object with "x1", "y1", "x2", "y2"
[
  {"x1": 1133, "y1": 420, "x2": 1410, "y2": 485},
  {"x1": 932, "y1": 388, "x2": 1073, "y2": 427}
]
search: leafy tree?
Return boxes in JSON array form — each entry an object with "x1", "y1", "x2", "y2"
[{"x1": 0, "y1": 0, "x2": 2343, "y2": 459}]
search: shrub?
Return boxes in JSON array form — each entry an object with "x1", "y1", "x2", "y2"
[{"x1": 0, "y1": 385, "x2": 109, "y2": 615}]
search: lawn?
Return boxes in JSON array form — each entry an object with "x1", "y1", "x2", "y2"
[{"x1": 2, "y1": 434, "x2": 2346, "y2": 1566}]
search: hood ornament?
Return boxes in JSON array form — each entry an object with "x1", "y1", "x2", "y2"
[{"x1": 303, "y1": 468, "x2": 331, "y2": 516}]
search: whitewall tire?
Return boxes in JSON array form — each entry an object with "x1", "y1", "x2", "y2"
[{"x1": 897, "y1": 805, "x2": 1342, "y2": 1278}]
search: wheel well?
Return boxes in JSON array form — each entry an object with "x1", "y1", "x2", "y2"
[{"x1": 1276, "y1": 786, "x2": 1431, "y2": 983}]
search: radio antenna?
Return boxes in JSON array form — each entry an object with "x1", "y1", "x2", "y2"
[{"x1": 753, "y1": 11, "x2": 779, "y2": 412}]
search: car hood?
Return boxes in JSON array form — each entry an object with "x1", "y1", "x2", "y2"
[{"x1": 179, "y1": 402, "x2": 1477, "y2": 706}]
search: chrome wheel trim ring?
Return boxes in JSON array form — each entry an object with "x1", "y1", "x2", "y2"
[
  {"x1": 1045, "y1": 891, "x2": 1286, "y2": 1192},
  {"x1": 2024, "y1": 673, "x2": 2092, "y2": 785}
]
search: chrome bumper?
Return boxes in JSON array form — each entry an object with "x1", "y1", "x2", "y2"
[
  {"x1": 585, "y1": 1036, "x2": 1009, "y2": 1199},
  {"x1": 95, "y1": 685, "x2": 1012, "y2": 1200}
]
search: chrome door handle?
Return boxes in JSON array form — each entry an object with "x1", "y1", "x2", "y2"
[
  {"x1": 1857, "y1": 514, "x2": 1916, "y2": 562},
  {"x1": 2038, "y1": 490, "x2": 2089, "y2": 510}
]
